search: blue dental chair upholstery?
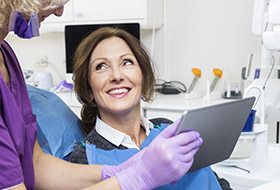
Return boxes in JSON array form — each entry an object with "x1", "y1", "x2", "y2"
[{"x1": 27, "y1": 85, "x2": 85, "y2": 160}]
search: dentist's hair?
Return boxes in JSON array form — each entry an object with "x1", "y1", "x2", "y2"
[
  {"x1": 73, "y1": 27, "x2": 155, "y2": 135},
  {"x1": 0, "y1": 0, "x2": 68, "y2": 28}
]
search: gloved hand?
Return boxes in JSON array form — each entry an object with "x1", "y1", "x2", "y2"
[{"x1": 102, "y1": 118, "x2": 203, "y2": 189}]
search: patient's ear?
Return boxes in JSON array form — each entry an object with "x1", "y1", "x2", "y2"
[
  {"x1": 89, "y1": 90, "x2": 96, "y2": 104},
  {"x1": 89, "y1": 92, "x2": 94, "y2": 102}
]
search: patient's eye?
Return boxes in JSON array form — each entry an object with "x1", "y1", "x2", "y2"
[
  {"x1": 123, "y1": 59, "x2": 134, "y2": 66},
  {"x1": 95, "y1": 63, "x2": 107, "y2": 71}
]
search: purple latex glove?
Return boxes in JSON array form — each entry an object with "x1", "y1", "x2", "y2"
[
  {"x1": 9, "y1": 12, "x2": 40, "y2": 39},
  {"x1": 102, "y1": 119, "x2": 203, "y2": 189}
]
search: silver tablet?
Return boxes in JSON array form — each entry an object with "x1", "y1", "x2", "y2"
[{"x1": 175, "y1": 97, "x2": 255, "y2": 173}]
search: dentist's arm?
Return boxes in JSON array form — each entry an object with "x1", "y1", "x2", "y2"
[{"x1": 33, "y1": 140, "x2": 121, "y2": 190}]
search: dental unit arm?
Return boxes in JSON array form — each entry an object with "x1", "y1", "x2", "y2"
[
  {"x1": 249, "y1": 0, "x2": 280, "y2": 121},
  {"x1": 242, "y1": 0, "x2": 280, "y2": 176},
  {"x1": 252, "y1": 0, "x2": 280, "y2": 68},
  {"x1": 249, "y1": 0, "x2": 280, "y2": 123}
]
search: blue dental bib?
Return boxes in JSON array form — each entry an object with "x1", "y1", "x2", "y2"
[{"x1": 86, "y1": 128, "x2": 222, "y2": 190}]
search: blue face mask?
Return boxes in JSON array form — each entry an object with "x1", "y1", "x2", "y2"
[{"x1": 8, "y1": 11, "x2": 40, "y2": 39}]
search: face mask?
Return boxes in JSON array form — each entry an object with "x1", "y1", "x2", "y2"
[{"x1": 8, "y1": 11, "x2": 40, "y2": 39}]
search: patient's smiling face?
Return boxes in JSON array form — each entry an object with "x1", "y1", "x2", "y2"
[{"x1": 88, "y1": 37, "x2": 143, "y2": 116}]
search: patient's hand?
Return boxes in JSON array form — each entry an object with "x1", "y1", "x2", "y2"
[{"x1": 102, "y1": 119, "x2": 203, "y2": 189}]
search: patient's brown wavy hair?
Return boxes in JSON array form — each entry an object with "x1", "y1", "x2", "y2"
[{"x1": 73, "y1": 27, "x2": 155, "y2": 135}]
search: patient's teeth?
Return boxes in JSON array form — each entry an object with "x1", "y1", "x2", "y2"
[{"x1": 108, "y1": 88, "x2": 128, "y2": 95}]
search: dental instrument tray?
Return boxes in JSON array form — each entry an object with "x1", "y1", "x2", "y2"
[{"x1": 175, "y1": 97, "x2": 255, "y2": 173}]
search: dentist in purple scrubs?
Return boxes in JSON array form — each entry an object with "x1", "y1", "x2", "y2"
[{"x1": 0, "y1": 0, "x2": 203, "y2": 189}]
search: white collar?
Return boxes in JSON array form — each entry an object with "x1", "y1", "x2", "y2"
[{"x1": 95, "y1": 116, "x2": 154, "y2": 150}]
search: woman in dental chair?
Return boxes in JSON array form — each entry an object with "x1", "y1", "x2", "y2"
[{"x1": 69, "y1": 27, "x2": 230, "y2": 189}]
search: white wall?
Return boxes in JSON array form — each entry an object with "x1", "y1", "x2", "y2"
[
  {"x1": 6, "y1": 0, "x2": 263, "y2": 91},
  {"x1": 160, "y1": 0, "x2": 262, "y2": 94}
]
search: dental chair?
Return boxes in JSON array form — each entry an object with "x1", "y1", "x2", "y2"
[{"x1": 27, "y1": 84, "x2": 85, "y2": 160}]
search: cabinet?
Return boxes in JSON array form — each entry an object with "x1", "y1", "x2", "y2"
[{"x1": 40, "y1": 0, "x2": 163, "y2": 32}]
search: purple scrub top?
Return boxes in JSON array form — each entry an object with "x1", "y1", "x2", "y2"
[{"x1": 0, "y1": 41, "x2": 37, "y2": 189}]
